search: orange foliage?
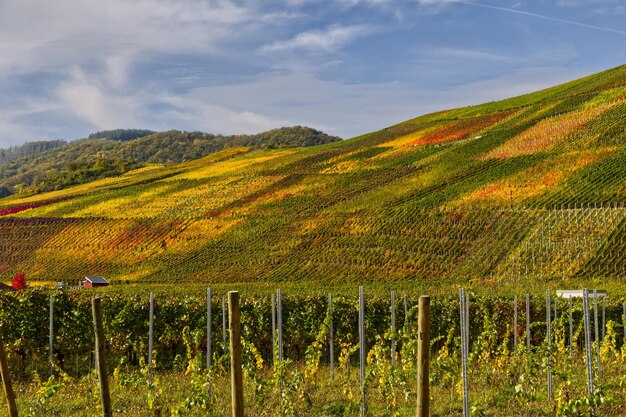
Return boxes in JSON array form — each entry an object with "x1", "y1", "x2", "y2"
[{"x1": 407, "y1": 111, "x2": 516, "y2": 146}]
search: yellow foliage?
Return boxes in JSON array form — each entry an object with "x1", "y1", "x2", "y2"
[{"x1": 482, "y1": 105, "x2": 611, "y2": 159}]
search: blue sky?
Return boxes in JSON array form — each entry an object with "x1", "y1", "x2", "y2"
[{"x1": 1, "y1": 0, "x2": 625, "y2": 146}]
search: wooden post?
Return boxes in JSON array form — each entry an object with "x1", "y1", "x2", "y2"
[
  {"x1": 92, "y1": 296, "x2": 112, "y2": 417},
  {"x1": 228, "y1": 291, "x2": 244, "y2": 417},
  {"x1": 0, "y1": 332, "x2": 18, "y2": 417},
  {"x1": 416, "y1": 296, "x2": 431, "y2": 417},
  {"x1": 391, "y1": 291, "x2": 396, "y2": 367}
]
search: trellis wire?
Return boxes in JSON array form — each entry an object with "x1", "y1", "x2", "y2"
[
  {"x1": 207, "y1": 288, "x2": 212, "y2": 370},
  {"x1": 459, "y1": 288, "x2": 469, "y2": 417},
  {"x1": 391, "y1": 290, "x2": 396, "y2": 367},
  {"x1": 546, "y1": 289, "x2": 552, "y2": 399},
  {"x1": 328, "y1": 293, "x2": 334, "y2": 379},
  {"x1": 593, "y1": 290, "x2": 601, "y2": 380},
  {"x1": 148, "y1": 292, "x2": 154, "y2": 380},
  {"x1": 513, "y1": 295, "x2": 518, "y2": 348},
  {"x1": 359, "y1": 286, "x2": 366, "y2": 417},
  {"x1": 583, "y1": 289, "x2": 594, "y2": 395}
]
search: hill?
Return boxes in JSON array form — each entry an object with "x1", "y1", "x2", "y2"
[
  {"x1": 0, "y1": 65, "x2": 625, "y2": 293},
  {"x1": 0, "y1": 126, "x2": 341, "y2": 195}
]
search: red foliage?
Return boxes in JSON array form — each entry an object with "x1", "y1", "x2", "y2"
[
  {"x1": 12, "y1": 271, "x2": 28, "y2": 290},
  {"x1": 0, "y1": 197, "x2": 70, "y2": 217}
]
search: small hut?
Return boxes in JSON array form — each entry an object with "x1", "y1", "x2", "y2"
[{"x1": 83, "y1": 276, "x2": 109, "y2": 288}]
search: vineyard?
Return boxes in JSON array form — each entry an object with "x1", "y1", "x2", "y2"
[
  {"x1": 0, "y1": 66, "x2": 624, "y2": 291},
  {"x1": 1, "y1": 289, "x2": 626, "y2": 416}
]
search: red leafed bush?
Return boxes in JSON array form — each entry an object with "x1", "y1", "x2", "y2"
[{"x1": 12, "y1": 271, "x2": 28, "y2": 290}]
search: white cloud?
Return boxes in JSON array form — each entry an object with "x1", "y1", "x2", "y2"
[{"x1": 260, "y1": 24, "x2": 375, "y2": 54}]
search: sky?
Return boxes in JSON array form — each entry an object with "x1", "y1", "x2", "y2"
[{"x1": 1, "y1": 0, "x2": 625, "y2": 147}]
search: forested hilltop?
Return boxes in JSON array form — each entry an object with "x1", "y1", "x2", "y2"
[{"x1": 0, "y1": 126, "x2": 341, "y2": 196}]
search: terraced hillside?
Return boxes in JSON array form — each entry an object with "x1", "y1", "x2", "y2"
[{"x1": 1, "y1": 65, "x2": 625, "y2": 292}]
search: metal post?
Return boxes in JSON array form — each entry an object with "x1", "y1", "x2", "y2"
[
  {"x1": 0, "y1": 332, "x2": 18, "y2": 417},
  {"x1": 207, "y1": 288, "x2": 212, "y2": 370},
  {"x1": 593, "y1": 290, "x2": 601, "y2": 379},
  {"x1": 92, "y1": 296, "x2": 112, "y2": 417},
  {"x1": 49, "y1": 295, "x2": 54, "y2": 376},
  {"x1": 569, "y1": 296, "x2": 573, "y2": 360},
  {"x1": 329, "y1": 293, "x2": 334, "y2": 379},
  {"x1": 416, "y1": 296, "x2": 431, "y2": 417},
  {"x1": 602, "y1": 295, "x2": 606, "y2": 341},
  {"x1": 391, "y1": 291, "x2": 396, "y2": 367},
  {"x1": 148, "y1": 292, "x2": 154, "y2": 380},
  {"x1": 546, "y1": 289, "x2": 552, "y2": 399},
  {"x1": 526, "y1": 294, "x2": 531, "y2": 351},
  {"x1": 513, "y1": 295, "x2": 518, "y2": 348},
  {"x1": 271, "y1": 293, "x2": 276, "y2": 367},
  {"x1": 228, "y1": 292, "x2": 244, "y2": 417},
  {"x1": 222, "y1": 296, "x2": 227, "y2": 354},
  {"x1": 583, "y1": 289, "x2": 594, "y2": 394},
  {"x1": 359, "y1": 286, "x2": 366, "y2": 417},
  {"x1": 623, "y1": 302, "x2": 626, "y2": 345},
  {"x1": 460, "y1": 289, "x2": 470, "y2": 417},
  {"x1": 277, "y1": 289, "x2": 283, "y2": 364},
  {"x1": 403, "y1": 295, "x2": 409, "y2": 331}
]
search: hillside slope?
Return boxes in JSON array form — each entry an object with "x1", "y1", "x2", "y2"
[
  {"x1": 0, "y1": 126, "x2": 340, "y2": 195},
  {"x1": 1, "y1": 65, "x2": 625, "y2": 291}
]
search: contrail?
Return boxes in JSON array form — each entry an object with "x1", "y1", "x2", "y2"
[{"x1": 457, "y1": 1, "x2": 626, "y2": 36}]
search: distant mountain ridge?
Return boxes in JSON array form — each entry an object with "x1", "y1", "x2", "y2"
[{"x1": 0, "y1": 126, "x2": 341, "y2": 196}]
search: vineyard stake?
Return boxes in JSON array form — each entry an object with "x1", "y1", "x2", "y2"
[
  {"x1": 403, "y1": 295, "x2": 409, "y2": 331},
  {"x1": 391, "y1": 290, "x2": 396, "y2": 367},
  {"x1": 593, "y1": 290, "x2": 601, "y2": 380},
  {"x1": 148, "y1": 292, "x2": 154, "y2": 380},
  {"x1": 569, "y1": 296, "x2": 573, "y2": 361},
  {"x1": 416, "y1": 295, "x2": 430, "y2": 417},
  {"x1": 0, "y1": 332, "x2": 18, "y2": 417},
  {"x1": 207, "y1": 288, "x2": 212, "y2": 400},
  {"x1": 602, "y1": 295, "x2": 606, "y2": 341},
  {"x1": 228, "y1": 292, "x2": 244, "y2": 417},
  {"x1": 623, "y1": 302, "x2": 626, "y2": 345},
  {"x1": 459, "y1": 288, "x2": 469, "y2": 417},
  {"x1": 92, "y1": 296, "x2": 112, "y2": 417},
  {"x1": 525, "y1": 294, "x2": 531, "y2": 351},
  {"x1": 359, "y1": 285, "x2": 366, "y2": 417},
  {"x1": 207, "y1": 288, "x2": 212, "y2": 370},
  {"x1": 222, "y1": 296, "x2": 227, "y2": 356},
  {"x1": 277, "y1": 289, "x2": 283, "y2": 364},
  {"x1": 583, "y1": 289, "x2": 594, "y2": 395},
  {"x1": 328, "y1": 293, "x2": 334, "y2": 380},
  {"x1": 277, "y1": 289, "x2": 283, "y2": 411},
  {"x1": 271, "y1": 293, "x2": 276, "y2": 367},
  {"x1": 49, "y1": 295, "x2": 54, "y2": 376},
  {"x1": 513, "y1": 295, "x2": 518, "y2": 348},
  {"x1": 546, "y1": 289, "x2": 552, "y2": 399}
]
